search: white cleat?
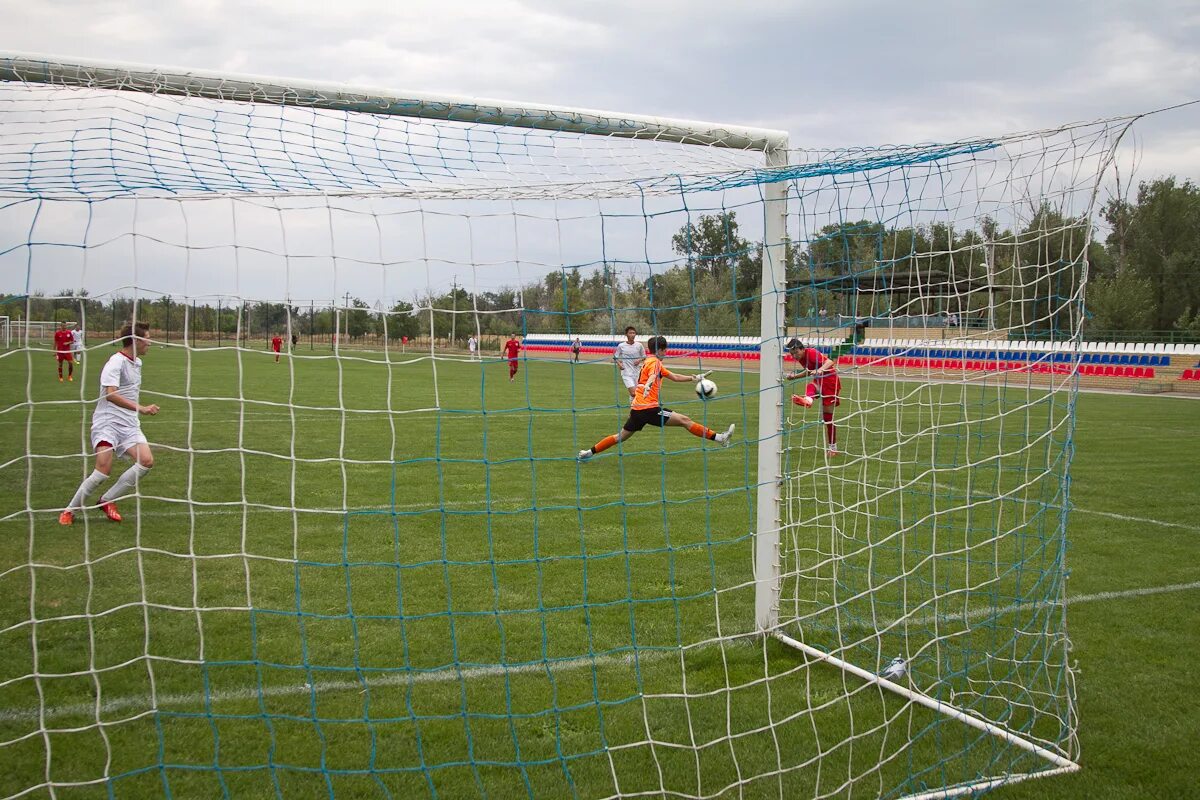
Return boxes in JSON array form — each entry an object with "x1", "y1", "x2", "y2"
[
  {"x1": 715, "y1": 424, "x2": 735, "y2": 447},
  {"x1": 577, "y1": 449, "x2": 593, "y2": 462},
  {"x1": 792, "y1": 394, "x2": 814, "y2": 408}
]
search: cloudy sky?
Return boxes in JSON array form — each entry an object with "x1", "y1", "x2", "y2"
[{"x1": 3, "y1": 0, "x2": 1199, "y2": 305}]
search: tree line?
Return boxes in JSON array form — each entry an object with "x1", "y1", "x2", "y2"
[{"x1": 6, "y1": 175, "x2": 1197, "y2": 344}]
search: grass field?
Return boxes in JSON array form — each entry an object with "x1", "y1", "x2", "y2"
[{"x1": 0, "y1": 343, "x2": 1196, "y2": 799}]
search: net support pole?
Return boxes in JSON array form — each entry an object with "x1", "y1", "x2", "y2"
[{"x1": 754, "y1": 146, "x2": 788, "y2": 632}]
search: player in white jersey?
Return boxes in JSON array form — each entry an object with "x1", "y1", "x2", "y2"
[
  {"x1": 612, "y1": 326, "x2": 647, "y2": 398},
  {"x1": 60, "y1": 322, "x2": 160, "y2": 525},
  {"x1": 467, "y1": 335, "x2": 478, "y2": 359},
  {"x1": 70, "y1": 323, "x2": 84, "y2": 364}
]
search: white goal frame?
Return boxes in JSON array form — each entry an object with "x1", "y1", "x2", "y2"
[{"x1": 0, "y1": 50, "x2": 1080, "y2": 798}]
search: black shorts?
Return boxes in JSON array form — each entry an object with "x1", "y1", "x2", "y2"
[{"x1": 623, "y1": 406, "x2": 672, "y2": 432}]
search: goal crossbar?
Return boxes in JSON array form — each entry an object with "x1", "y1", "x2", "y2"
[{"x1": 0, "y1": 51, "x2": 789, "y2": 152}]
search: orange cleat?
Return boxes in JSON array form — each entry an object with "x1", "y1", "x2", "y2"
[
  {"x1": 68, "y1": 375, "x2": 73, "y2": 382},
  {"x1": 58, "y1": 377, "x2": 64, "y2": 383},
  {"x1": 827, "y1": 449, "x2": 841, "y2": 457},
  {"x1": 791, "y1": 394, "x2": 813, "y2": 408},
  {"x1": 100, "y1": 502, "x2": 122, "y2": 523},
  {"x1": 58, "y1": 510, "x2": 74, "y2": 526}
]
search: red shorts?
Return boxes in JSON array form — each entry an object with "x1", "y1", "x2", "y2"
[
  {"x1": 56, "y1": 353, "x2": 73, "y2": 362},
  {"x1": 816, "y1": 373, "x2": 841, "y2": 406}
]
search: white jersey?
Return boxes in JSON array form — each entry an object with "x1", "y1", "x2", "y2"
[
  {"x1": 92, "y1": 351, "x2": 143, "y2": 430},
  {"x1": 71, "y1": 329, "x2": 84, "y2": 350},
  {"x1": 613, "y1": 341, "x2": 646, "y2": 379},
  {"x1": 468, "y1": 337, "x2": 477, "y2": 352}
]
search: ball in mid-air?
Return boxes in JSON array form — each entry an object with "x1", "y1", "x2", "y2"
[{"x1": 695, "y1": 378, "x2": 717, "y2": 400}]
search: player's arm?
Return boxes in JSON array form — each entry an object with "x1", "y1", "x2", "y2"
[
  {"x1": 664, "y1": 369, "x2": 711, "y2": 383},
  {"x1": 811, "y1": 355, "x2": 836, "y2": 376},
  {"x1": 103, "y1": 385, "x2": 159, "y2": 415}
]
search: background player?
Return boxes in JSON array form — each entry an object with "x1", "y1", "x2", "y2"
[
  {"x1": 785, "y1": 337, "x2": 841, "y2": 456},
  {"x1": 578, "y1": 335, "x2": 733, "y2": 460},
  {"x1": 502, "y1": 334, "x2": 521, "y2": 381},
  {"x1": 612, "y1": 326, "x2": 646, "y2": 398},
  {"x1": 60, "y1": 322, "x2": 160, "y2": 525},
  {"x1": 571, "y1": 336, "x2": 582, "y2": 362},
  {"x1": 271, "y1": 332, "x2": 283, "y2": 363},
  {"x1": 71, "y1": 322, "x2": 84, "y2": 364},
  {"x1": 54, "y1": 322, "x2": 75, "y2": 382}
]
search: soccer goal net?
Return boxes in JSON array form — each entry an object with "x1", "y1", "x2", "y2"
[{"x1": 0, "y1": 53, "x2": 1126, "y2": 799}]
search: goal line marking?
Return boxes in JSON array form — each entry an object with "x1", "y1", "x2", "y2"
[{"x1": 4, "y1": 580, "x2": 1197, "y2": 726}]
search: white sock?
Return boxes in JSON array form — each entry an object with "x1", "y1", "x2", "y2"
[
  {"x1": 67, "y1": 470, "x2": 109, "y2": 511},
  {"x1": 100, "y1": 463, "x2": 151, "y2": 503}
]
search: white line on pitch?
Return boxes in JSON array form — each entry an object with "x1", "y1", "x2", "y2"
[
  {"x1": 808, "y1": 580, "x2": 1200, "y2": 633},
  {"x1": 3, "y1": 581, "x2": 1197, "y2": 726},
  {"x1": 1070, "y1": 507, "x2": 1200, "y2": 533}
]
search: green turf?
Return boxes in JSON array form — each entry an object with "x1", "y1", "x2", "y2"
[{"x1": 0, "y1": 344, "x2": 1196, "y2": 799}]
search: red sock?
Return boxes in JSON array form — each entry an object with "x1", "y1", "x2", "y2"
[
  {"x1": 57, "y1": 364, "x2": 62, "y2": 378},
  {"x1": 592, "y1": 434, "x2": 619, "y2": 454},
  {"x1": 687, "y1": 422, "x2": 715, "y2": 440},
  {"x1": 68, "y1": 362, "x2": 74, "y2": 377},
  {"x1": 823, "y1": 411, "x2": 836, "y2": 446},
  {"x1": 806, "y1": 383, "x2": 818, "y2": 401}
]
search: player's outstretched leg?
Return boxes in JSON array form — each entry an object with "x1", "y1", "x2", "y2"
[
  {"x1": 61, "y1": 446, "x2": 115, "y2": 525},
  {"x1": 578, "y1": 430, "x2": 632, "y2": 461},
  {"x1": 667, "y1": 413, "x2": 735, "y2": 446}
]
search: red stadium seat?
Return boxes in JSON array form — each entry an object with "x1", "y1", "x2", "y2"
[
  {"x1": 1102, "y1": 365, "x2": 1117, "y2": 377},
  {"x1": 1183, "y1": 369, "x2": 1196, "y2": 380}
]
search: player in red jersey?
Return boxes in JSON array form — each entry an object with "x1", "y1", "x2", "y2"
[
  {"x1": 577, "y1": 336, "x2": 733, "y2": 461},
  {"x1": 502, "y1": 334, "x2": 521, "y2": 381},
  {"x1": 54, "y1": 322, "x2": 75, "y2": 382},
  {"x1": 785, "y1": 338, "x2": 842, "y2": 456},
  {"x1": 271, "y1": 333, "x2": 283, "y2": 363}
]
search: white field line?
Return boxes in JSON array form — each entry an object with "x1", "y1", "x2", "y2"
[
  {"x1": 1070, "y1": 507, "x2": 1200, "y2": 533},
  {"x1": 3, "y1": 482, "x2": 752, "y2": 525},
  {"x1": 2, "y1": 581, "x2": 1197, "y2": 727}
]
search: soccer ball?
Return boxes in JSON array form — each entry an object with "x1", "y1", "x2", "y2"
[{"x1": 695, "y1": 378, "x2": 717, "y2": 399}]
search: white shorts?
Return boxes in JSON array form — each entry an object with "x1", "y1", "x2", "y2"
[
  {"x1": 621, "y1": 372, "x2": 638, "y2": 389},
  {"x1": 91, "y1": 424, "x2": 147, "y2": 458}
]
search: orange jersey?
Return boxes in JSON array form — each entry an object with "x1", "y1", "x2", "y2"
[
  {"x1": 54, "y1": 329, "x2": 73, "y2": 353},
  {"x1": 631, "y1": 354, "x2": 673, "y2": 410}
]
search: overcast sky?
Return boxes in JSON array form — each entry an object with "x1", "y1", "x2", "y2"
[{"x1": 3, "y1": 0, "x2": 1199, "y2": 305}]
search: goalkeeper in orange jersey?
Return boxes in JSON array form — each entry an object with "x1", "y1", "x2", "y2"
[{"x1": 577, "y1": 335, "x2": 734, "y2": 461}]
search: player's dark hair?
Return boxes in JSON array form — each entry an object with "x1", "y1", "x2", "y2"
[
  {"x1": 785, "y1": 338, "x2": 804, "y2": 351},
  {"x1": 647, "y1": 335, "x2": 668, "y2": 354},
  {"x1": 625, "y1": 326, "x2": 636, "y2": 334},
  {"x1": 119, "y1": 321, "x2": 149, "y2": 348}
]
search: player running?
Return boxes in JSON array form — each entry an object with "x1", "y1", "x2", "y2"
[
  {"x1": 54, "y1": 322, "x2": 75, "y2": 382},
  {"x1": 59, "y1": 322, "x2": 160, "y2": 525},
  {"x1": 271, "y1": 333, "x2": 283, "y2": 363},
  {"x1": 71, "y1": 323, "x2": 84, "y2": 364},
  {"x1": 503, "y1": 334, "x2": 521, "y2": 381},
  {"x1": 612, "y1": 326, "x2": 646, "y2": 398},
  {"x1": 785, "y1": 338, "x2": 841, "y2": 456},
  {"x1": 578, "y1": 335, "x2": 734, "y2": 461}
]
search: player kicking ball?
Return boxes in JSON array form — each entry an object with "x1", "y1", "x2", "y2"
[
  {"x1": 59, "y1": 322, "x2": 160, "y2": 525},
  {"x1": 785, "y1": 337, "x2": 841, "y2": 456},
  {"x1": 578, "y1": 335, "x2": 734, "y2": 461}
]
